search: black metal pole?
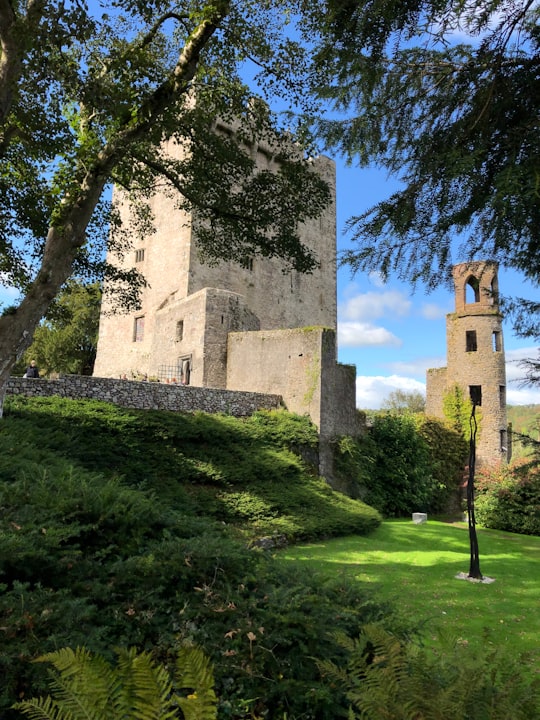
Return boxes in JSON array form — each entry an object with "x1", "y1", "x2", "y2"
[{"x1": 467, "y1": 403, "x2": 482, "y2": 579}]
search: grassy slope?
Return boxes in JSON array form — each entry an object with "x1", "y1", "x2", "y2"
[
  {"x1": 280, "y1": 519, "x2": 540, "y2": 663},
  {"x1": 1, "y1": 395, "x2": 380, "y2": 541}
]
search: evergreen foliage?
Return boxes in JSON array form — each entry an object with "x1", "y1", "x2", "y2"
[
  {"x1": 335, "y1": 414, "x2": 466, "y2": 517},
  {"x1": 301, "y1": 0, "x2": 540, "y2": 336},
  {"x1": 475, "y1": 463, "x2": 540, "y2": 536}
]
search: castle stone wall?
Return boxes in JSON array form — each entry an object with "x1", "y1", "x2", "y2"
[
  {"x1": 425, "y1": 367, "x2": 447, "y2": 418},
  {"x1": 226, "y1": 327, "x2": 359, "y2": 439},
  {"x1": 6, "y1": 376, "x2": 281, "y2": 416}
]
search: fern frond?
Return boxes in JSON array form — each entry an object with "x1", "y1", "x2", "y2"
[
  {"x1": 174, "y1": 646, "x2": 217, "y2": 720},
  {"x1": 115, "y1": 647, "x2": 176, "y2": 720},
  {"x1": 12, "y1": 695, "x2": 63, "y2": 720},
  {"x1": 33, "y1": 647, "x2": 117, "y2": 720}
]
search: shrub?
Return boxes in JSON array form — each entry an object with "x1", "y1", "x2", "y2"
[
  {"x1": 333, "y1": 415, "x2": 467, "y2": 518},
  {"x1": 415, "y1": 416, "x2": 468, "y2": 514},
  {"x1": 475, "y1": 463, "x2": 540, "y2": 536}
]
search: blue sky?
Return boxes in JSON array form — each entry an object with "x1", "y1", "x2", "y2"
[{"x1": 334, "y1": 163, "x2": 540, "y2": 409}]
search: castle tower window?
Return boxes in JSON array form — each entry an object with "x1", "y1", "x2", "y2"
[
  {"x1": 469, "y1": 385, "x2": 482, "y2": 406},
  {"x1": 135, "y1": 248, "x2": 145, "y2": 263},
  {"x1": 133, "y1": 316, "x2": 145, "y2": 342},
  {"x1": 466, "y1": 276, "x2": 480, "y2": 304},
  {"x1": 500, "y1": 429, "x2": 507, "y2": 452},
  {"x1": 499, "y1": 385, "x2": 506, "y2": 408},
  {"x1": 176, "y1": 320, "x2": 184, "y2": 341},
  {"x1": 492, "y1": 331, "x2": 501, "y2": 352},
  {"x1": 466, "y1": 330, "x2": 478, "y2": 352}
]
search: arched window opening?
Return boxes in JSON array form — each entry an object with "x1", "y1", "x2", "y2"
[{"x1": 466, "y1": 276, "x2": 480, "y2": 303}]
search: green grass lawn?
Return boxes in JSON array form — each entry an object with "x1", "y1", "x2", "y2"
[{"x1": 280, "y1": 519, "x2": 540, "y2": 664}]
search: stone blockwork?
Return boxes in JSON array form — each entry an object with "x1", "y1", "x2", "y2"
[
  {"x1": 6, "y1": 376, "x2": 282, "y2": 416},
  {"x1": 227, "y1": 327, "x2": 359, "y2": 438},
  {"x1": 94, "y1": 136, "x2": 337, "y2": 382},
  {"x1": 426, "y1": 261, "x2": 509, "y2": 466}
]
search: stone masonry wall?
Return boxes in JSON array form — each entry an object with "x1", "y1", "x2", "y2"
[
  {"x1": 6, "y1": 376, "x2": 282, "y2": 416},
  {"x1": 425, "y1": 367, "x2": 447, "y2": 418}
]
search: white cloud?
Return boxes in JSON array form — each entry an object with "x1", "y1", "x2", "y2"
[
  {"x1": 356, "y1": 375, "x2": 426, "y2": 410},
  {"x1": 505, "y1": 347, "x2": 540, "y2": 403},
  {"x1": 507, "y1": 387, "x2": 540, "y2": 406},
  {"x1": 340, "y1": 289, "x2": 412, "y2": 322},
  {"x1": 419, "y1": 302, "x2": 450, "y2": 320},
  {"x1": 505, "y1": 347, "x2": 539, "y2": 382},
  {"x1": 338, "y1": 321, "x2": 402, "y2": 348}
]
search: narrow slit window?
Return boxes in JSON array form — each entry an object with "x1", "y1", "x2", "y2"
[
  {"x1": 176, "y1": 320, "x2": 184, "y2": 341},
  {"x1": 469, "y1": 385, "x2": 482, "y2": 406},
  {"x1": 492, "y1": 331, "x2": 501, "y2": 352},
  {"x1": 500, "y1": 429, "x2": 507, "y2": 452},
  {"x1": 466, "y1": 330, "x2": 478, "y2": 352},
  {"x1": 499, "y1": 385, "x2": 506, "y2": 408},
  {"x1": 135, "y1": 248, "x2": 145, "y2": 263},
  {"x1": 133, "y1": 316, "x2": 145, "y2": 342}
]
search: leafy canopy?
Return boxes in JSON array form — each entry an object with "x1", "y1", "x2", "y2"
[
  {"x1": 18, "y1": 281, "x2": 101, "y2": 376},
  {"x1": 0, "y1": 0, "x2": 330, "y2": 395},
  {"x1": 300, "y1": 0, "x2": 540, "y2": 336}
]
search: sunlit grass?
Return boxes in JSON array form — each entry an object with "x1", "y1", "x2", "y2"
[{"x1": 280, "y1": 519, "x2": 540, "y2": 663}]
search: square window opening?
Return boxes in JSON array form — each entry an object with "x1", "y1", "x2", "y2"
[
  {"x1": 466, "y1": 330, "x2": 478, "y2": 352},
  {"x1": 469, "y1": 385, "x2": 482, "y2": 406}
]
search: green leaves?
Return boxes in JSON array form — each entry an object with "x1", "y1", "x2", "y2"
[{"x1": 13, "y1": 646, "x2": 217, "y2": 720}]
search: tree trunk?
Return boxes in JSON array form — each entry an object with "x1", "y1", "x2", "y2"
[{"x1": 0, "y1": 176, "x2": 107, "y2": 417}]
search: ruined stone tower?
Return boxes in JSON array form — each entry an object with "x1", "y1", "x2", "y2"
[{"x1": 426, "y1": 261, "x2": 509, "y2": 466}]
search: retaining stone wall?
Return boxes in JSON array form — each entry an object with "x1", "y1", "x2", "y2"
[{"x1": 6, "y1": 376, "x2": 282, "y2": 417}]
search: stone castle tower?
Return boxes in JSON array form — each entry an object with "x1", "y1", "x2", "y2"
[
  {"x1": 93, "y1": 127, "x2": 360, "y2": 448},
  {"x1": 426, "y1": 261, "x2": 509, "y2": 466}
]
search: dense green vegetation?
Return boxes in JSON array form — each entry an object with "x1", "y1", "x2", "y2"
[
  {"x1": 2, "y1": 396, "x2": 537, "y2": 718},
  {"x1": 475, "y1": 462, "x2": 540, "y2": 537},
  {"x1": 334, "y1": 412, "x2": 467, "y2": 517},
  {"x1": 0, "y1": 396, "x2": 385, "y2": 719}
]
